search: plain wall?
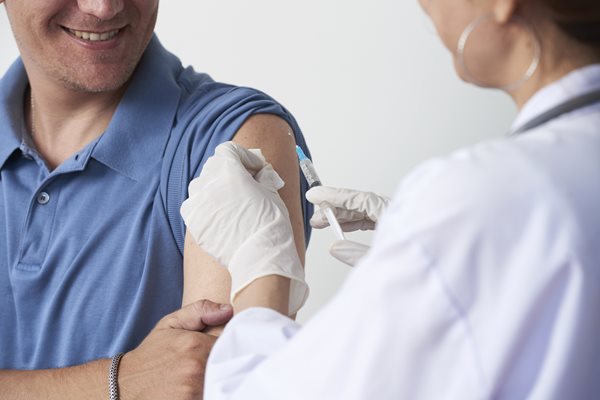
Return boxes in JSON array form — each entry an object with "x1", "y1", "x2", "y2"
[{"x1": 0, "y1": 1, "x2": 516, "y2": 323}]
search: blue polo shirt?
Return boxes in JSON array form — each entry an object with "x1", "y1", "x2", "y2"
[{"x1": 0, "y1": 35, "x2": 312, "y2": 370}]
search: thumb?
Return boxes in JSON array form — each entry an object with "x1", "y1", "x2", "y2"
[
  {"x1": 330, "y1": 240, "x2": 370, "y2": 267},
  {"x1": 158, "y1": 300, "x2": 233, "y2": 331}
]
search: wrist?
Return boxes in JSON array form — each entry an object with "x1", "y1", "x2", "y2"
[
  {"x1": 116, "y1": 352, "x2": 142, "y2": 400},
  {"x1": 108, "y1": 352, "x2": 125, "y2": 400}
]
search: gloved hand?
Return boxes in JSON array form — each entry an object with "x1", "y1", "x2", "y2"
[
  {"x1": 306, "y1": 186, "x2": 390, "y2": 266},
  {"x1": 180, "y1": 142, "x2": 308, "y2": 315},
  {"x1": 327, "y1": 240, "x2": 371, "y2": 267}
]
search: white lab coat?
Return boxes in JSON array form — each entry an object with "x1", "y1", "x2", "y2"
[{"x1": 205, "y1": 65, "x2": 600, "y2": 400}]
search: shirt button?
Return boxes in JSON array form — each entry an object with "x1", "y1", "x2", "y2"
[{"x1": 37, "y1": 192, "x2": 50, "y2": 205}]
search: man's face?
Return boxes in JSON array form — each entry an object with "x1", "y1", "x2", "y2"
[{"x1": 2, "y1": 0, "x2": 159, "y2": 93}]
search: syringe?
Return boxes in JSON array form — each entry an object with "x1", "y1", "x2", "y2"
[{"x1": 296, "y1": 146, "x2": 346, "y2": 241}]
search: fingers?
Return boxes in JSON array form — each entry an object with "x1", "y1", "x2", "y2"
[
  {"x1": 187, "y1": 141, "x2": 284, "y2": 194},
  {"x1": 306, "y1": 186, "x2": 365, "y2": 210},
  {"x1": 339, "y1": 220, "x2": 377, "y2": 232},
  {"x1": 158, "y1": 300, "x2": 233, "y2": 332},
  {"x1": 200, "y1": 301, "x2": 234, "y2": 326},
  {"x1": 307, "y1": 186, "x2": 390, "y2": 224},
  {"x1": 310, "y1": 208, "x2": 374, "y2": 231},
  {"x1": 214, "y1": 141, "x2": 266, "y2": 174},
  {"x1": 329, "y1": 240, "x2": 370, "y2": 267},
  {"x1": 254, "y1": 164, "x2": 285, "y2": 192}
]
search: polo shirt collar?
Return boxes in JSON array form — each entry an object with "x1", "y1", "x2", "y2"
[
  {"x1": 0, "y1": 36, "x2": 182, "y2": 178},
  {"x1": 0, "y1": 58, "x2": 29, "y2": 170},
  {"x1": 91, "y1": 34, "x2": 183, "y2": 182}
]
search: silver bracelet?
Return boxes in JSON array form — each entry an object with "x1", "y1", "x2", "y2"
[{"x1": 108, "y1": 352, "x2": 125, "y2": 400}]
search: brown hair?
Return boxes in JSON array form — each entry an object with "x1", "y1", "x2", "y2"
[{"x1": 542, "y1": 0, "x2": 600, "y2": 45}]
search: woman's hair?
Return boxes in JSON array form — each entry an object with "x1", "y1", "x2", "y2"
[{"x1": 542, "y1": 0, "x2": 600, "y2": 46}]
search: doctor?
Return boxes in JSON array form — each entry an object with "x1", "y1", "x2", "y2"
[{"x1": 182, "y1": 0, "x2": 600, "y2": 398}]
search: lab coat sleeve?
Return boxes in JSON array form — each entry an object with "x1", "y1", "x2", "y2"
[
  {"x1": 206, "y1": 244, "x2": 485, "y2": 399},
  {"x1": 205, "y1": 159, "x2": 490, "y2": 400},
  {"x1": 205, "y1": 308, "x2": 302, "y2": 398}
]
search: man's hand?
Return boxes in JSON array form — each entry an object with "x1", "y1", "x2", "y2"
[
  {"x1": 119, "y1": 300, "x2": 234, "y2": 399},
  {"x1": 0, "y1": 300, "x2": 232, "y2": 400}
]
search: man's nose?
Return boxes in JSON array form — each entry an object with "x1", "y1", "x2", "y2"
[{"x1": 77, "y1": 0, "x2": 124, "y2": 21}]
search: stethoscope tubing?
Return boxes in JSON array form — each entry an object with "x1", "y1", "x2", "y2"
[{"x1": 511, "y1": 87, "x2": 600, "y2": 135}]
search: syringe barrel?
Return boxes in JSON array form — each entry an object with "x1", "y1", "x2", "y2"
[{"x1": 299, "y1": 159, "x2": 322, "y2": 188}]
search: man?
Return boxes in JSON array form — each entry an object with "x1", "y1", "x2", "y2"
[{"x1": 0, "y1": 0, "x2": 311, "y2": 398}]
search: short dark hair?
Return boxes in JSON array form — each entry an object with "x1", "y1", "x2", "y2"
[{"x1": 543, "y1": 0, "x2": 600, "y2": 45}]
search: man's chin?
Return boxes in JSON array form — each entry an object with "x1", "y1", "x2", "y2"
[
  {"x1": 57, "y1": 76, "x2": 128, "y2": 94},
  {"x1": 55, "y1": 64, "x2": 137, "y2": 94}
]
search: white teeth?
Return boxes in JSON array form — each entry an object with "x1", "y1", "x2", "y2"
[{"x1": 69, "y1": 28, "x2": 120, "y2": 42}]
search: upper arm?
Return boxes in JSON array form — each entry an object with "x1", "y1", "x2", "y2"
[
  {"x1": 232, "y1": 113, "x2": 305, "y2": 263},
  {"x1": 182, "y1": 114, "x2": 306, "y2": 317}
]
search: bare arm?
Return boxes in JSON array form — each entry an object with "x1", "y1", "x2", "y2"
[
  {"x1": 0, "y1": 299, "x2": 231, "y2": 400},
  {"x1": 0, "y1": 361, "x2": 109, "y2": 400},
  {"x1": 182, "y1": 114, "x2": 306, "y2": 321}
]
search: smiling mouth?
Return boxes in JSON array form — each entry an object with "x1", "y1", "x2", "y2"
[{"x1": 63, "y1": 27, "x2": 122, "y2": 42}]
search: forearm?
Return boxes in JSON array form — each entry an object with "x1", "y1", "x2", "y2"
[{"x1": 0, "y1": 359, "x2": 109, "y2": 400}]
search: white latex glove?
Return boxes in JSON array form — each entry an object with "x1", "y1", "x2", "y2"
[
  {"x1": 306, "y1": 186, "x2": 390, "y2": 267},
  {"x1": 328, "y1": 240, "x2": 371, "y2": 267},
  {"x1": 180, "y1": 142, "x2": 308, "y2": 315}
]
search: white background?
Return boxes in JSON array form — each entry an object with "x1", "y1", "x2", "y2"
[{"x1": 0, "y1": 1, "x2": 515, "y2": 323}]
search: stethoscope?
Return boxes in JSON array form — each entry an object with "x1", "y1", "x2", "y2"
[{"x1": 511, "y1": 87, "x2": 600, "y2": 135}]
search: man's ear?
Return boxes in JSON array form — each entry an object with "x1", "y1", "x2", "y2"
[{"x1": 492, "y1": 0, "x2": 519, "y2": 24}]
